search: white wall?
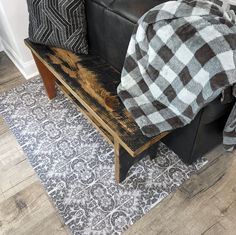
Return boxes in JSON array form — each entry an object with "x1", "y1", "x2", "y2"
[{"x1": 0, "y1": 0, "x2": 38, "y2": 79}]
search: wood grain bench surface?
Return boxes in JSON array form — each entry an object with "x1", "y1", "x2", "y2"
[{"x1": 25, "y1": 39, "x2": 168, "y2": 183}]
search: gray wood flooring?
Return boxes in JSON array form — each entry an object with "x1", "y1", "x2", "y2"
[
  {"x1": 0, "y1": 52, "x2": 25, "y2": 93},
  {"x1": 0, "y1": 52, "x2": 235, "y2": 235}
]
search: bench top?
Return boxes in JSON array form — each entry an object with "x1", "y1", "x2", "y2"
[{"x1": 25, "y1": 39, "x2": 168, "y2": 156}]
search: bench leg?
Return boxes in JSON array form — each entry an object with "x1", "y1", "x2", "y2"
[
  {"x1": 114, "y1": 141, "x2": 137, "y2": 183},
  {"x1": 32, "y1": 54, "x2": 57, "y2": 100},
  {"x1": 149, "y1": 144, "x2": 159, "y2": 160},
  {"x1": 114, "y1": 141, "x2": 159, "y2": 183}
]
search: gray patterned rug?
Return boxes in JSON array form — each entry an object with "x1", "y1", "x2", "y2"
[{"x1": 0, "y1": 78, "x2": 207, "y2": 235}]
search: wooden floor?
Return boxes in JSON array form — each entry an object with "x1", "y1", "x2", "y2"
[{"x1": 0, "y1": 51, "x2": 236, "y2": 235}]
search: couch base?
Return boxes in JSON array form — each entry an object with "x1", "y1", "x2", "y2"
[{"x1": 162, "y1": 100, "x2": 234, "y2": 164}]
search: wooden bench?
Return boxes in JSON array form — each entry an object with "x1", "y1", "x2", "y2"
[{"x1": 25, "y1": 39, "x2": 168, "y2": 183}]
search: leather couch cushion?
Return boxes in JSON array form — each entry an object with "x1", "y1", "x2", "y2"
[
  {"x1": 91, "y1": 0, "x2": 165, "y2": 23},
  {"x1": 86, "y1": 0, "x2": 168, "y2": 71}
]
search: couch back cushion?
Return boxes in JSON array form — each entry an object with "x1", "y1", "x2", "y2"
[
  {"x1": 27, "y1": 0, "x2": 88, "y2": 54},
  {"x1": 86, "y1": 0, "x2": 168, "y2": 72}
]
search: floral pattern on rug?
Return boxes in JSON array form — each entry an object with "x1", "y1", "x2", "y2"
[{"x1": 0, "y1": 78, "x2": 207, "y2": 235}]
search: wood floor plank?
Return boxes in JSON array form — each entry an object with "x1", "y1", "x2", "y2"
[
  {"x1": 0, "y1": 52, "x2": 25, "y2": 93},
  {"x1": 1, "y1": 174, "x2": 39, "y2": 203},
  {"x1": 19, "y1": 212, "x2": 71, "y2": 235},
  {"x1": 201, "y1": 222, "x2": 226, "y2": 235},
  {"x1": 0, "y1": 158, "x2": 35, "y2": 191},
  {"x1": 0, "y1": 181, "x2": 69, "y2": 235}
]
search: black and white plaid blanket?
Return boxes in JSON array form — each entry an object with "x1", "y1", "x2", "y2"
[{"x1": 117, "y1": 0, "x2": 236, "y2": 149}]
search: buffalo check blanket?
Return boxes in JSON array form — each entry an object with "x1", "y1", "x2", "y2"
[{"x1": 117, "y1": 0, "x2": 236, "y2": 150}]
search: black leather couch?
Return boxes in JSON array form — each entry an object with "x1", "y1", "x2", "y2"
[{"x1": 86, "y1": 0, "x2": 234, "y2": 164}]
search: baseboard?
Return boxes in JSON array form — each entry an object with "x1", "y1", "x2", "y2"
[
  {"x1": 0, "y1": 40, "x2": 3, "y2": 52},
  {"x1": 1, "y1": 40, "x2": 39, "y2": 79}
]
